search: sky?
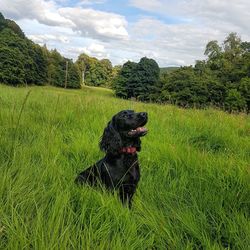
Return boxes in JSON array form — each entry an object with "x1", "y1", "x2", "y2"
[{"x1": 1, "y1": 0, "x2": 250, "y2": 67}]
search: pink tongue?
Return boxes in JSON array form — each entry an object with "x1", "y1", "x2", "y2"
[
  {"x1": 136, "y1": 127, "x2": 146, "y2": 132},
  {"x1": 128, "y1": 127, "x2": 147, "y2": 135}
]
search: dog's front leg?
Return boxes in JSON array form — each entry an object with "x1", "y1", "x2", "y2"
[{"x1": 119, "y1": 184, "x2": 136, "y2": 209}]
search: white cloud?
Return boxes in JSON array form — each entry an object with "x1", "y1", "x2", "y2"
[
  {"x1": 1, "y1": 0, "x2": 128, "y2": 41},
  {"x1": 67, "y1": 43, "x2": 109, "y2": 59},
  {"x1": 127, "y1": 0, "x2": 250, "y2": 65},
  {"x1": 1, "y1": 0, "x2": 250, "y2": 66},
  {"x1": 0, "y1": 0, "x2": 73, "y2": 26},
  {"x1": 130, "y1": 0, "x2": 250, "y2": 37},
  {"x1": 107, "y1": 17, "x2": 218, "y2": 66},
  {"x1": 59, "y1": 7, "x2": 129, "y2": 41},
  {"x1": 28, "y1": 34, "x2": 70, "y2": 44},
  {"x1": 87, "y1": 43, "x2": 105, "y2": 53}
]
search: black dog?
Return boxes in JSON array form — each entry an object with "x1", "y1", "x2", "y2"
[{"x1": 75, "y1": 110, "x2": 148, "y2": 208}]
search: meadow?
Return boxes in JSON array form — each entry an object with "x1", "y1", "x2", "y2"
[{"x1": 0, "y1": 84, "x2": 249, "y2": 249}]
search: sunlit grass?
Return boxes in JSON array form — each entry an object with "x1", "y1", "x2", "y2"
[{"x1": 0, "y1": 84, "x2": 249, "y2": 249}]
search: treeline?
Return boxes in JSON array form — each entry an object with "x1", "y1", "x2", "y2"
[
  {"x1": 0, "y1": 13, "x2": 115, "y2": 88},
  {"x1": 0, "y1": 13, "x2": 80, "y2": 88},
  {"x1": 113, "y1": 33, "x2": 250, "y2": 113},
  {"x1": 1, "y1": 13, "x2": 249, "y2": 112}
]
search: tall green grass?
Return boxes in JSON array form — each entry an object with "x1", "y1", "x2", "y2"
[{"x1": 0, "y1": 84, "x2": 249, "y2": 249}]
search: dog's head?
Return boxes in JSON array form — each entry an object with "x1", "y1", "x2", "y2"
[{"x1": 100, "y1": 110, "x2": 148, "y2": 154}]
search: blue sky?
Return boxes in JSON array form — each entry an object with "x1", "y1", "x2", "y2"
[{"x1": 1, "y1": 0, "x2": 250, "y2": 66}]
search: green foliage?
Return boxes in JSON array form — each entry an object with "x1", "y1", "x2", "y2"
[
  {"x1": 113, "y1": 34, "x2": 249, "y2": 112},
  {"x1": 204, "y1": 40, "x2": 222, "y2": 62},
  {"x1": 0, "y1": 14, "x2": 47, "y2": 86},
  {"x1": 239, "y1": 77, "x2": 250, "y2": 111},
  {"x1": 136, "y1": 57, "x2": 160, "y2": 101},
  {"x1": 113, "y1": 33, "x2": 249, "y2": 113},
  {"x1": 114, "y1": 61, "x2": 138, "y2": 98},
  {"x1": 5, "y1": 19, "x2": 25, "y2": 38},
  {"x1": 162, "y1": 66, "x2": 209, "y2": 107},
  {"x1": 160, "y1": 66, "x2": 179, "y2": 75},
  {"x1": 76, "y1": 54, "x2": 113, "y2": 87},
  {"x1": 47, "y1": 49, "x2": 65, "y2": 87},
  {"x1": 0, "y1": 46, "x2": 25, "y2": 85},
  {"x1": 67, "y1": 60, "x2": 81, "y2": 88},
  {"x1": 46, "y1": 50, "x2": 80, "y2": 89},
  {"x1": 0, "y1": 28, "x2": 29, "y2": 85},
  {"x1": 110, "y1": 65, "x2": 122, "y2": 88},
  {"x1": 29, "y1": 43, "x2": 48, "y2": 85},
  {"x1": 0, "y1": 85, "x2": 249, "y2": 249},
  {"x1": 160, "y1": 33, "x2": 250, "y2": 112},
  {"x1": 0, "y1": 12, "x2": 6, "y2": 31},
  {"x1": 114, "y1": 57, "x2": 160, "y2": 101},
  {"x1": 225, "y1": 89, "x2": 246, "y2": 112},
  {"x1": 0, "y1": 12, "x2": 80, "y2": 89}
]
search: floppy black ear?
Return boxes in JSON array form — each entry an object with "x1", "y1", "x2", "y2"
[{"x1": 99, "y1": 120, "x2": 122, "y2": 154}]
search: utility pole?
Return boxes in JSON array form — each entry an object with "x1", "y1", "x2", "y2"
[
  {"x1": 81, "y1": 59, "x2": 85, "y2": 86},
  {"x1": 65, "y1": 60, "x2": 68, "y2": 89}
]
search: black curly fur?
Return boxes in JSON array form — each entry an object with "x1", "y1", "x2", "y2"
[
  {"x1": 75, "y1": 110, "x2": 148, "y2": 208},
  {"x1": 99, "y1": 119, "x2": 122, "y2": 155}
]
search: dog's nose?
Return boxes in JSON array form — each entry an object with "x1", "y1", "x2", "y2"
[{"x1": 140, "y1": 112, "x2": 147, "y2": 118}]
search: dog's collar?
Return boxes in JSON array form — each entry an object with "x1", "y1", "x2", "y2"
[{"x1": 120, "y1": 147, "x2": 137, "y2": 154}]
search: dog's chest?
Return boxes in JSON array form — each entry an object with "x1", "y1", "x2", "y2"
[{"x1": 110, "y1": 155, "x2": 140, "y2": 186}]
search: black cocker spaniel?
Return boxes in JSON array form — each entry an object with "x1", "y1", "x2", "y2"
[{"x1": 75, "y1": 110, "x2": 148, "y2": 208}]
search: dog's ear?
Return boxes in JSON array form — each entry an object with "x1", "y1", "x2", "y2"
[{"x1": 99, "y1": 120, "x2": 122, "y2": 154}]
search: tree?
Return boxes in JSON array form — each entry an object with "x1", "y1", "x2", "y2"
[
  {"x1": 136, "y1": 57, "x2": 160, "y2": 101},
  {"x1": 29, "y1": 42, "x2": 48, "y2": 85},
  {"x1": 47, "y1": 49, "x2": 65, "y2": 86},
  {"x1": 0, "y1": 12, "x2": 6, "y2": 31},
  {"x1": 111, "y1": 65, "x2": 122, "y2": 88},
  {"x1": 223, "y1": 32, "x2": 242, "y2": 56},
  {"x1": 0, "y1": 12, "x2": 80, "y2": 88},
  {"x1": 47, "y1": 50, "x2": 80, "y2": 88},
  {"x1": 75, "y1": 53, "x2": 91, "y2": 85},
  {"x1": 161, "y1": 66, "x2": 209, "y2": 107},
  {"x1": 114, "y1": 61, "x2": 137, "y2": 98},
  {"x1": 0, "y1": 28, "x2": 32, "y2": 85},
  {"x1": 194, "y1": 60, "x2": 207, "y2": 76},
  {"x1": 67, "y1": 59, "x2": 80, "y2": 88},
  {"x1": 113, "y1": 57, "x2": 160, "y2": 101},
  {"x1": 239, "y1": 77, "x2": 250, "y2": 112},
  {"x1": 206, "y1": 80, "x2": 226, "y2": 107},
  {"x1": 0, "y1": 47, "x2": 25, "y2": 85},
  {"x1": 204, "y1": 40, "x2": 222, "y2": 70},
  {"x1": 205, "y1": 40, "x2": 222, "y2": 60},
  {"x1": 0, "y1": 13, "x2": 48, "y2": 86},
  {"x1": 6, "y1": 19, "x2": 25, "y2": 38},
  {"x1": 76, "y1": 54, "x2": 113, "y2": 87},
  {"x1": 241, "y1": 42, "x2": 250, "y2": 53},
  {"x1": 99, "y1": 59, "x2": 113, "y2": 86},
  {"x1": 225, "y1": 89, "x2": 246, "y2": 112}
]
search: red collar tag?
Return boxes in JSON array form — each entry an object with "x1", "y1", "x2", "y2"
[{"x1": 121, "y1": 147, "x2": 137, "y2": 154}]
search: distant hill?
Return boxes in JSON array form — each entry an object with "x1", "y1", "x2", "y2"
[{"x1": 160, "y1": 66, "x2": 179, "y2": 75}]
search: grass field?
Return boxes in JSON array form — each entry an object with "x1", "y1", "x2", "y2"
[{"x1": 0, "y1": 84, "x2": 249, "y2": 249}]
